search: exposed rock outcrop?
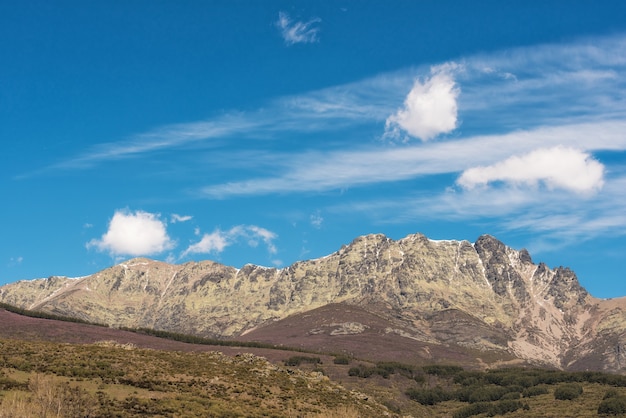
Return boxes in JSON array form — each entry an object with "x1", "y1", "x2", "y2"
[{"x1": 1, "y1": 233, "x2": 624, "y2": 371}]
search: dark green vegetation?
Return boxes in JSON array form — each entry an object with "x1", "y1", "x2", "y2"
[
  {"x1": 0, "y1": 302, "x2": 108, "y2": 327},
  {"x1": 348, "y1": 361, "x2": 423, "y2": 380},
  {"x1": 283, "y1": 356, "x2": 322, "y2": 367},
  {"x1": 397, "y1": 367, "x2": 626, "y2": 417},
  {"x1": 1, "y1": 300, "x2": 311, "y2": 353}
]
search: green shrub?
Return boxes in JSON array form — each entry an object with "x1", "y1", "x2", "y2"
[
  {"x1": 501, "y1": 391, "x2": 521, "y2": 400},
  {"x1": 376, "y1": 361, "x2": 416, "y2": 377},
  {"x1": 490, "y1": 399, "x2": 527, "y2": 415},
  {"x1": 554, "y1": 383, "x2": 583, "y2": 400},
  {"x1": 598, "y1": 396, "x2": 626, "y2": 415},
  {"x1": 333, "y1": 355, "x2": 350, "y2": 365},
  {"x1": 406, "y1": 386, "x2": 452, "y2": 405},
  {"x1": 348, "y1": 365, "x2": 373, "y2": 378},
  {"x1": 522, "y1": 384, "x2": 549, "y2": 398},
  {"x1": 452, "y1": 402, "x2": 490, "y2": 418},
  {"x1": 453, "y1": 400, "x2": 526, "y2": 418},
  {"x1": 468, "y1": 386, "x2": 508, "y2": 403},
  {"x1": 347, "y1": 364, "x2": 392, "y2": 379},
  {"x1": 603, "y1": 388, "x2": 620, "y2": 400},
  {"x1": 284, "y1": 356, "x2": 321, "y2": 366},
  {"x1": 413, "y1": 374, "x2": 426, "y2": 384},
  {"x1": 422, "y1": 364, "x2": 464, "y2": 377},
  {"x1": 348, "y1": 366, "x2": 362, "y2": 377},
  {"x1": 454, "y1": 371, "x2": 485, "y2": 386}
]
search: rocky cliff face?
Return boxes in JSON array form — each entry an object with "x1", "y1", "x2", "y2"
[{"x1": 1, "y1": 233, "x2": 625, "y2": 371}]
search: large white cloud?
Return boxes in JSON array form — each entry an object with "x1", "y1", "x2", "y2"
[
  {"x1": 87, "y1": 210, "x2": 174, "y2": 256},
  {"x1": 457, "y1": 146, "x2": 605, "y2": 194},
  {"x1": 385, "y1": 64, "x2": 460, "y2": 141},
  {"x1": 182, "y1": 225, "x2": 277, "y2": 257}
]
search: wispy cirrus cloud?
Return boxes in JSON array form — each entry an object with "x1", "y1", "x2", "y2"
[
  {"x1": 171, "y1": 214, "x2": 193, "y2": 223},
  {"x1": 332, "y1": 171, "x2": 626, "y2": 251},
  {"x1": 25, "y1": 33, "x2": 626, "y2": 194},
  {"x1": 22, "y1": 74, "x2": 403, "y2": 178},
  {"x1": 201, "y1": 120, "x2": 626, "y2": 198},
  {"x1": 276, "y1": 12, "x2": 321, "y2": 45}
]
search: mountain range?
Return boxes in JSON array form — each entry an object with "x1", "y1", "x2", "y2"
[{"x1": 1, "y1": 233, "x2": 625, "y2": 372}]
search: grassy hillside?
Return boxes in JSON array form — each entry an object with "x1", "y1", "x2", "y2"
[
  {"x1": 3, "y1": 306, "x2": 626, "y2": 417},
  {"x1": 0, "y1": 338, "x2": 389, "y2": 417},
  {"x1": 3, "y1": 337, "x2": 626, "y2": 417}
]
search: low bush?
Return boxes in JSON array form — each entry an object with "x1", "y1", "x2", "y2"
[
  {"x1": 467, "y1": 385, "x2": 508, "y2": 403},
  {"x1": 333, "y1": 355, "x2": 350, "y2": 365},
  {"x1": 347, "y1": 364, "x2": 392, "y2": 379},
  {"x1": 452, "y1": 402, "x2": 490, "y2": 418},
  {"x1": 603, "y1": 388, "x2": 620, "y2": 400},
  {"x1": 554, "y1": 383, "x2": 583, "y2": 400},
  {"x1": 598, "y1": 396, "x2": 626, "y2": 415},
  {"x1": 501, "y1": 391, "x2": 521, "y2": 400},
  {"x1": 283, "y1": 356, "x2": 321, "y2": 366},
  {"x1": 422, "y1": 364, "x2": 464, "y2": 377},
  {"x1": 406, "y1": 386, "x2": 452, "y2": 405},
  {"x1": 522, "y1": 384, "x2": 549, "y2": 398},
  {"x1": 452, "y1": 400, "x2": 527, "y2": 418}
]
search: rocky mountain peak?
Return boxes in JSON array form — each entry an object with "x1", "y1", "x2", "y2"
[{"x1": 0, "y1": 231, "x2": 624, "y2": 371}]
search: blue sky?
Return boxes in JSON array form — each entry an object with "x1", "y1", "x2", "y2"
[{"x1": 2, "y1": 1, "x2": 626, "y2": 298}]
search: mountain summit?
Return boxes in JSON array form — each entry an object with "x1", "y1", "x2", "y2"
[{"x1": 1, "y1": 233, "x2": 625, "y2": 371}]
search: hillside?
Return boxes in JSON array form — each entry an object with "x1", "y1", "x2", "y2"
[
  {"x1": 5, "y1": 309, "x2": 626, "y2": 416},
  {"x1": 2, "y1": 232, "x2": 626, "y2": 371}
]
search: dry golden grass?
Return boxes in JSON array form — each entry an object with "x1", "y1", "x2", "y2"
[{"x1": 0, "y1": 338, "x2": 392, "y2": 417}]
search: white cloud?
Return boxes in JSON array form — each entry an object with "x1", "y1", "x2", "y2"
[
  {"x1": 27, "y1": 33, "x2": 626, "y2": 181},
  {"x1": 335, "y1": 170, "x2": 626, "y2": 251},
  {"x1": 310, "y1": 211, "x2": 324, "y2": 229},
  {"x1": 87, "y1": 210, "x2": 175, "y2": 256},
  {"x1": 385, "y1": 64, "x2": 460, "y2": 141},
  {"x1": 276, "y1": 12, "x2": 321, "y2": 45},
  {"x1": 171, "y1": 214, "x2": 193, "y2": 223},
  {"x1": 183, "y1": 230, "x2": 229, "y2": 255},
  {"x1": 201, "y1": 120, "x2": 626, "y2": 198},
  {"x1": 246, "y1": 225, "x2": 278, "y2": 254},
  {"x1": 182, "y1": 225, "x2": 278, "y2": 257},
  {"x1": 457, "y1": 146, "x2": 605, "y2": 194}
]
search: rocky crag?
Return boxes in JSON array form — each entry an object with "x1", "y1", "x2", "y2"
[{"x1": 1, "y1": 233, "x2": 625, "y2": 371}]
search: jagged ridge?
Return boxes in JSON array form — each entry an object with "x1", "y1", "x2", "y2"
[{"x1": 1, "y1": 233, "x2": 625, "y2": 371}]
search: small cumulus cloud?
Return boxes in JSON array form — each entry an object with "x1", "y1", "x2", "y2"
[
  {"x1": 87, "y1": 209, "x2": 175, "y2": 256},
  {"x1": 171, "y1": 213, "x2": 193, "y2": 223},
  {"x1": 276, "y1": 12, "x2": 321, "y2": 45},
  {"x1": 385, "y1": 63, "x2": 461, "y2": 142},
  {"x1": 457, "y1": 146, "x2": 605, "y2": 194},
  {"x1": 182, "y1": 225, "x2": 278, "y2": 257},
  {"x1": 183, "y1": 230, "x2": 229, "y2": 255}
]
